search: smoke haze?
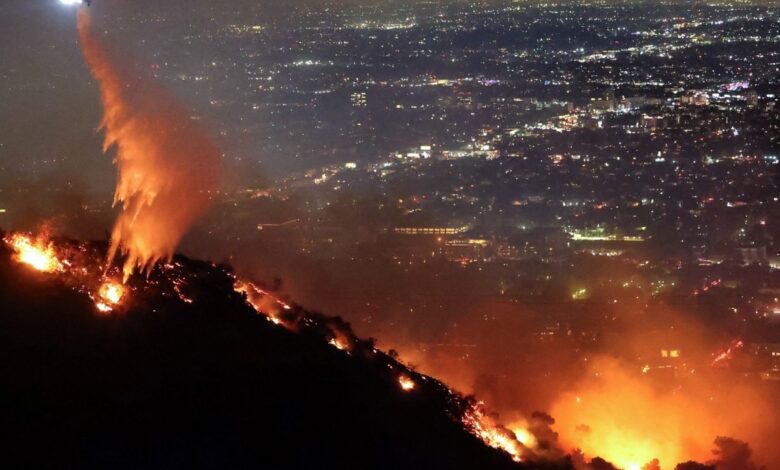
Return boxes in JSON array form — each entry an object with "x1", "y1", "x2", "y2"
[{"x1": 77, "y1": 9, "x2": 220, "y2": 280}]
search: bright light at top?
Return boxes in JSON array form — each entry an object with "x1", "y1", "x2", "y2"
[{"x1": 59, "y1": 0, "x2": 82, "y2": 6}]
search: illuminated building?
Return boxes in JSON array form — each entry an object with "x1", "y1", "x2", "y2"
[
  {"x1": 350, "y1": 92, "x2": 367, "y2": 107},
  {"x1": 393, "y1": 225, "x2": 471, "y2": 236}
]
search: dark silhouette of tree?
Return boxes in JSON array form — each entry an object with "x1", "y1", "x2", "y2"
[
  {"x1": 709, "y1": 436, "x2": 762, "y2": 470},
  {"x1": 675, "y1": 462, "x2": 715, "y2": 470}
]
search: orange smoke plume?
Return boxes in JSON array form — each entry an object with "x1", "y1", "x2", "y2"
[{"x1": 77, "y1": 10, "x2": 220, "y2": 281}]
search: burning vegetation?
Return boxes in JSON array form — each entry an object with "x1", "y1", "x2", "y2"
[
  {"x1": 95, "y1": 280, "x2": 124, "y2": 313},
  {"x1": 233, "y1": 276, "x2": 544, "y2": 463},
  {"x1": 1, "y1": 230, "x2": 544, "y2": 466},
  {"x1": 5, "y1": 232, "x2": 127, "y2": 314},
  {"x1": 4, "y1": 229, "x2": 774, "y2": 470},
  {"x1": 5, "y1": 233, "x2": 64, "y2": 273},
  {"x1": 398, "y1": 375, "x2": 416, "y2": 391}
]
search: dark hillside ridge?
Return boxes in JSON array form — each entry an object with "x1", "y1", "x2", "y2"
[{"x1": 0, "y1": 240, "x2": 571, "y2": 470}]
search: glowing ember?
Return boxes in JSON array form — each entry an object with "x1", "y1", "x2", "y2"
[
  {"x1": 95, "y1": 302, "x2": 113, "y2": 313},
  {"x1": 398, "y1": 376, "x2": 416, "y2": 391},
  {"x1": 4, "y1": 234, "x2": 63, "y2": 273},
  {"x1": 234, "y1": 280, "x2": 286, "y2": 325},
  {"x1": 329, "y1": 337, "x2": 349, "y2": 351},
  {"x1": 235, "y1": 277, "x2": 533, "y2": 462},
  {"x1": 172, "y1": 279, "x2": 193, "y2": 304},
  {"x1": 711, "y1": 339, "x2": 744, "y2": 366}
]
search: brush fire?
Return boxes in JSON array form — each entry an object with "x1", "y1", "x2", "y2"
[
  {"x1": 2, "y1": 230, "x2": 541, "y2": 464},
  {"x1": 95, "y1": 280, "x2": 125, "y2": 313},
  {"x1": 16, "y1": 228, "x2": 769, "y2": 470},
  {"x1": 398, "y1": 375, "x2": 416, "y2": 391},
  {"x1": 5, "y1": 5, "x2": 772, "y2": 470},
  {"x1": 6, "y1": 233, "x2": 64, "y2": 273},
  {"x1": 4, "y1": 232, "x2": 128, "y2": 314}
]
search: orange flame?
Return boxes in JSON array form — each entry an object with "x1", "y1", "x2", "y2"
[
  {"x1": 508, "y1": 421, "x2": 538, "y2": 449},
  {"x1": 95, "y1": 280, "x2": 125, "y2": 313},
  {"x1": 328, "y1": 332, "x2": 352, "y2": 352},
  {"x1": 398, "y1": 375, "x2": 416, "y2": 391},
  {"x1": 549, "y1": 356, "x2": 771, "y2": 469},
  {"x1": 711, "y1": 339, "x2": 744, "y2": 367},
  {"x1": 234, "y1": 280, "x2": 287, "y2": 325},
  {"x1": 77, "y1": 10, "x2": 220, "y2": 281},
  {"x1": 462, "y1": 402, "x2": 525, "y2": 462},
  {"x1": 4, "y1": 233, "x2": 63, "y2": 273}
]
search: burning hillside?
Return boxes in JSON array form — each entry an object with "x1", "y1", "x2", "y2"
[
  {"x1": 0, "y1": 230, "x2": 572, "y2": 469},
  {"x1": 0, "y1": 7, "x2": 563, "y2": 468},
  {"x1": 7, "y1": 4, "x2": 768, "y2": 469}
]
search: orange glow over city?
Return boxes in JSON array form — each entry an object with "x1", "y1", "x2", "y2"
[{"x1": 550, "y1": 356, "x2": 770, "y2": 469}]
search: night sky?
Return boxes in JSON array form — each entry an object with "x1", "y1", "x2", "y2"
[{"x1": 0, "y1": 1, "x2": 105, "y2": 184}]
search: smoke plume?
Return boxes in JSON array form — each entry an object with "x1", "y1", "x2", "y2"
[{"x1": 77, "y1": 10, "x2": 220, "y2": 280}]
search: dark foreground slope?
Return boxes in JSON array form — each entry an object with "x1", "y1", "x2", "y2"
[{"x1": 0, "y1": 242, "x2": 571, "y2": 470}]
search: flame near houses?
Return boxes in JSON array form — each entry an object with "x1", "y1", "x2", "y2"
[{"x1": 5, "y1": 229, "x2": 775, "y2": 470}]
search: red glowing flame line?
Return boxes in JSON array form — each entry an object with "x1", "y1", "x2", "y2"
[{"x1": 711, "y1": 339, "x2": 744, "y2": 366}]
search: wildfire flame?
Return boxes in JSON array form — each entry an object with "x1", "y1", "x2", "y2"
[
  {"x1": 95, "y1": 281, "x2": 125, "y2": 313},
  {"x1": 711, "y1": 339, "x2": 744, "y2": 367},
  {"x1": 462, "y1": 402, "x2": 525, "y2": 462},
  {"x1": 4, "y1": 233, "x2": 63, "y2": 273},
  {"x1": 398, "y1": 375, "x2": 416, "y2": 391},
  {"x1": 234, "y1": 280, "x2": 287, "y2": 325},
  {"x1": 3, "y1": 232, "x2": 536, "y2": 464},
  {"x1": 509, "y1": 422, "x2": 537, "y2": 449},
  {"x1": 3, "y1": 232, "x2": 134, "y2": 315},
  {"x1": 328, "y1": 332, "x2": 353, "y2": 352},
  {"x1": 234, "y1": 278, "x2": 534, "y2": 462}
]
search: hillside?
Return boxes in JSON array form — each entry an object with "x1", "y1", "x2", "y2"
[{"x1": 0, "y1": 237, "x2": 571, "y2": 470}]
